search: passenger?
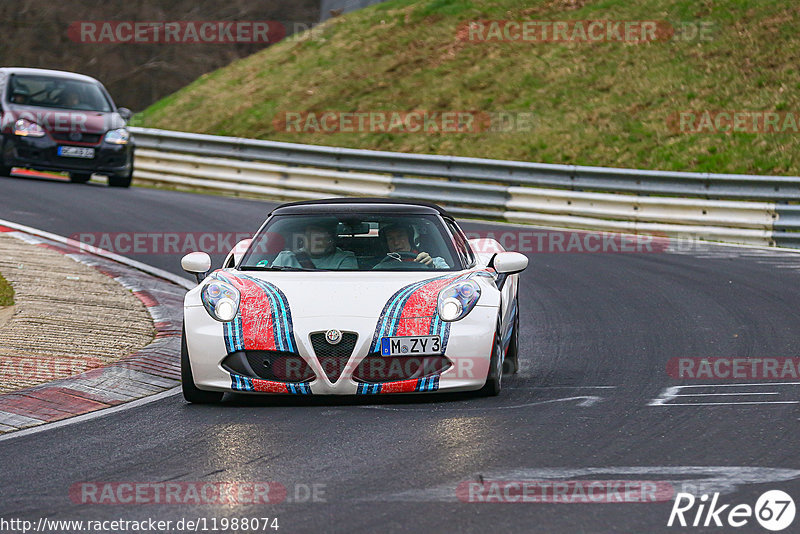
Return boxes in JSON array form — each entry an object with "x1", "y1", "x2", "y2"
[
  {"x1": 272, "y1": 220, "x2": 357, "y2": 269},
  {"x1": 10, "y1": 89, "x2": 29, "y2": 105}
]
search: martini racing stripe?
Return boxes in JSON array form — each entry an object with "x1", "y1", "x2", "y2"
[
  {"x1": 356, "y1": 376, "x2": 441, "y2": 394},
  {"x1": 240, "y1": 275, "x2": 296, "y2": 353},
  {"x1": 357, "y1": 383, "x2": 383, "y2": 394},
  {"x1": 415, "y1": 375, "x2": 440, "y2": 392},
  {"x1": 230, "y1": 373, "x2": 312, "y2": 394},
  {"x1": 370, "y1": 274, "x2": 455, "y2": 352},
  {"x1": 223, "y1": 316, "x2": 244, "y2": 353},
  {"x1": 369, "y1": 272, "x2": 478, "y2": 353},
  {"x1": 373, "y1": 278, "x2": 434, "y2": 347},
  {"x1": 213, "y1": 271, "x2": 297, "y2": 354},
  {"x1": 231, "y1": 374, "x2": 253, "y2": 391}
]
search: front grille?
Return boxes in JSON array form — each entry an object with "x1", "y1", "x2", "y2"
[
  {"x1": 221, "y1": 350, "x2": 315, "y2": 383},
  {"x1": 310, "y1": 332, "x2": 358, "y2": 383},
  {"x1": 353, "y1": 354, "x2": 451, "y2": 383},
  {"x1": 51, "y1": 132, "x2": 102, "y2": 144}
]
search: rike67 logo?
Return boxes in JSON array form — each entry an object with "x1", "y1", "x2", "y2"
[{"x1": 668, "y1": 490, "x2": 795, "y2": 531}]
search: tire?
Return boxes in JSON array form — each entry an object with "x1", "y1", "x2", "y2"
[
  {"x1": 0, "y1": 165, "x2": 11, "y2": 177},
  {"x1": 502, "y1": 297, "x2": 520, "y2": 375},
  {"x1": 181, "y1": 325, "x2": 224, "y2": 404},
  {"x1": 108, "y1": 170, "x2": 132, "y2": 188},
  {"x1": 478, "y1": 322, "x2": 503, "y2": 397},
  {"x1": 109, "y1": 151, "x2": 134, "y2": 188},
  {"x1": 69, "y1": 172, "x2": 92, "y2": 184}
]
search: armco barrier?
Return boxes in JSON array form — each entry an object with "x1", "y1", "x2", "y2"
[{"x1": 129, "y1": 127, "x2": 800, "y2": 248}]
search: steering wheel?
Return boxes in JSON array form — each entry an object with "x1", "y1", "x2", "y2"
[
  {"x1": 373, "y1": 251, "x2": 432, "y2": 270},
  {"x1": 387, "y1": 251, "x2": 419, "y2": 262}
]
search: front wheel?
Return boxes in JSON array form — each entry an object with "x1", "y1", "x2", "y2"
[
  {"x1": 108, "y1": 171, "x2": 132, "y2": 188},
  {"x1": 478, "y1": 322, "x2": 503, "y2": 397},
  {"x1": 502, "y1": 298, "x2": 520, "y2": 374},
  {"x1": 181, "y1": 325, "x2": 224, "y2": 404}
]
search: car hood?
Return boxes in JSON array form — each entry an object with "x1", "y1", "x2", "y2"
[
  {"x1": 3, "y1": 105, "x2": 125, "y2": 134},
  {"x1": 234, "y1": 270, "x2": 467, "y2": 319}
]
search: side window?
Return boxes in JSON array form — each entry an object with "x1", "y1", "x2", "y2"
[{"x1": 445, "y1": 219, "x2": 475, "y2": 269}]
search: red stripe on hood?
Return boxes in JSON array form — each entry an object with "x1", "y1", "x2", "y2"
[
  {"x1": 219, "y1": 273, "x2": 278, "y2": 351},
  {"x1": 395, "y1": 275, "x2": 460, "y2": 337}
]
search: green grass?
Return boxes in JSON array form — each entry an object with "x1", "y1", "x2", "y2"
[
  {"x1": 0, "y1": 272, "x2": 13, "y2": 307},
  {"x1": 135, "y1": 0, "x2": 800, "y2": 175}
]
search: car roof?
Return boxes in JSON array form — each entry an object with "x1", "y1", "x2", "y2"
[
  {"x1": 0, "y1": 67, "x2": 102, "y2": 84},
  {"x1": 271, "y1": 198, "x2": 453, "y2": 218}
]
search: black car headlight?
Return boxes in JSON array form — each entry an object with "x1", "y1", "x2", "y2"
[
  {"x1": 14, "y1": 119, "x2": 45, "y2": 137},
  {"x1": 201, "y1": 280, "x2": 240, "y2": 322},
  {"x1": 104, "y1": 128, "x2": 129, "y2": 145},
  {"x1": 437, "y1": 279, "x2": 481, "y2": 322}
]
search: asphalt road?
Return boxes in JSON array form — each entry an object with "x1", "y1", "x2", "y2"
[{"x1": 1, "y1": 174, "x2": 799, "y2": 533}]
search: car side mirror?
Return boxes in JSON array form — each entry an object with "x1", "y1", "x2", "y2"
[
  {"x1": 492, "y1": 252, "x2": 528, "y2": 274},
  {"x1": 181, "y1": 252, "x2": 212, "y2": 283},
  {"x1": 117, "y1": 107, "x2": 132, "y2": 121}
]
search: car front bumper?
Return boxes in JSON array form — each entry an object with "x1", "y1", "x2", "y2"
[
  {"x1": 2, "y1": 133, "x2": 132, "y2": 176},
  {"x1": 184, "y1": 305, "x2": 497, "y2": 395}
]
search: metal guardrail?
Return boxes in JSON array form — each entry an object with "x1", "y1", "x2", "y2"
[{"x1": 129, "y1": 127, "x2": 800, "y2": 248}]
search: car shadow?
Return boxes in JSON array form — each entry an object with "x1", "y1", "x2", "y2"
[{"x1": 219, "y1": 389, "x2": 481, "y2": 408}]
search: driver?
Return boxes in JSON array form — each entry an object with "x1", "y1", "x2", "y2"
[
  {"x1": 62, "y1": 90, "x2": 80, "y2": 107},
  {"x1": 377, "y1": 223, "x2": 449, "y2": 268},
  {"x1": 272, "y1": 219, "x2": 357, "y2": 269}
]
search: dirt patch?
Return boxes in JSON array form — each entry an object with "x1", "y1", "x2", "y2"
[
  {"x1": 0, "y1": 234, "x2": 155, "y2": 393},
  {"x1": 0, "y1": 305, "x2": 12, "y2": 329}
]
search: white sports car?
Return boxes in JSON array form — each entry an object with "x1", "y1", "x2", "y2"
[{"x1": 179, "y1": 198, "x2": 528, "y2": 403}]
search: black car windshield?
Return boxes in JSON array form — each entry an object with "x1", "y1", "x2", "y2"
[
  {"x1": 6, "y1": 75, "x2": 113, "y2": 112},
  {"x1": 240, "y1": 213, "x2": 464, "y2": 271}
]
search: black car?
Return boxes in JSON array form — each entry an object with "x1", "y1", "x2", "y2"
[{"x1": 0, "y1": 67, "x2": 134, "y2": 187}]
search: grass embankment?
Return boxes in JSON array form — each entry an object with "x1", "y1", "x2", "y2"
[
  {"x1": 0, "y1": 272, "x2": 13, "y2": 307},
  {"x1": 135, "y1": 0, "x2": 800, "y2": 175}
]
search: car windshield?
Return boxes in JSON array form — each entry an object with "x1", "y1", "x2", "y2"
[
  {"x1": 6, "y1": 75, "x2": 113, "y2": 112},
  {"x1": 240, "y1": 213, "x2": 464, "y2": 271}
]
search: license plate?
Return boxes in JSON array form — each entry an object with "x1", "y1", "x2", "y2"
[
  {"x1": 381, "y1": 335, "x2": 441, "y2": 356},
  {"x1": 58, "y1": 146, "x2": 95, "y2": 159}
]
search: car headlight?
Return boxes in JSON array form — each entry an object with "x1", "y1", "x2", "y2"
[
  {"x1": 14, "y1": 119, "x2": 45, "y2": 137},
  {"x1": 437, "y1": 279, "x2": 481, "y2": 322},
  {"x1": 201, "y1": 280, "x2": 240, "y2": 322},
  {"x1": 104, "y1": 128, "x2": 129, "y2": 145}
]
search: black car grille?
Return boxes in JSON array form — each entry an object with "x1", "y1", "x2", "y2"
[
  {"x1": 310, "y1": 332, "x2": 358, "y2": 383},
  {"x1": 352, "y1": 353, "x2": 452, "y2": 383},
  {"x1": 50, "y1": 131, "x2": 102, "y2": 144},
  {"x1": 221, "y1": 350, "x2": 315, "y2": 383}
]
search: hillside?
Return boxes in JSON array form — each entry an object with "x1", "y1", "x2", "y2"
[
  {"x1": 1, "y1": 0, "x2": 318, "y2": 111},
  {"x1": 135, "y1": 0, "x2": 800, "y2": 175}
]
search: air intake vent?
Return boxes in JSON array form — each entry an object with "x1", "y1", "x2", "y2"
[
  {"x1": 310, "y1": 332, "x2": 358, "y2": 383},
  {"x1": 221, "y1": 351, "x2": 315, "y2": 383}
]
